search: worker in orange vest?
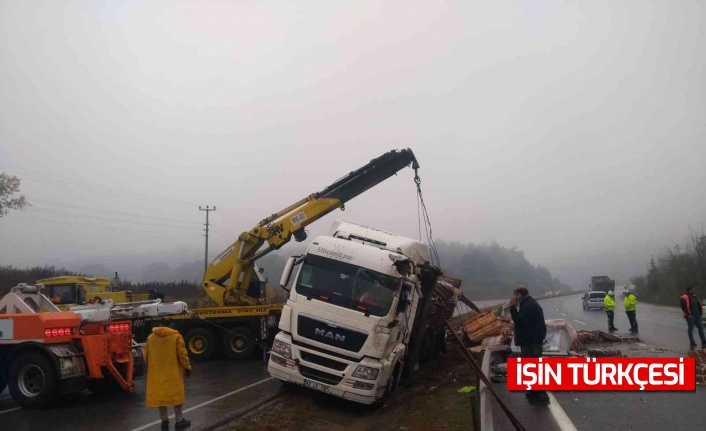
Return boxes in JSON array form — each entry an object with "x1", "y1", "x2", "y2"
[{"x1": 679, "y1": 286, "x2": 706, "y2": 349}]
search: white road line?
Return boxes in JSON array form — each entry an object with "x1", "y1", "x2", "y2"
[
  {"x1": 560, "y1": 312, "x2": 567, "y2": 317},
  {"x1": 0, "y1": 407, "x2": 22, "y2": 415},
  {"x1": 573, "y1": 320, "x2": 587, "y2": 326},
  {"x1": 636, "y1": 343, "x2": 648, "y2": 347},
  {"x1": 547, "y1": 392, "x2": 579, "y2": 431},
  {"x1": 127, "y1": 377, "x2": 275, "y2": 431}
]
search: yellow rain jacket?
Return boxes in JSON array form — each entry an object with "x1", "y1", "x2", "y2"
[
  {"x1": 604, "y1": 295, "x2": 616, "y2": 310},
  {"x1": 144, "y1": 326, "x2": 191, "y2": 407},
  {"x1": 624, "y1": 294, "x2": 638, "y2": 312}
]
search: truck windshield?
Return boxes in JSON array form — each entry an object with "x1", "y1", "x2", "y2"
[
  {"x1": 49, "y1": 284, "x2": 77, "y2": 304},
  {"x1": 295, "y1": 254, "x2": 401, "y2": 317}
]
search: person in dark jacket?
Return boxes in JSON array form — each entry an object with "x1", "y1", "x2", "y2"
[
  {"x1": 509, "y1": 285, "x2": 549, "y2": 405},
  {"x1": 680, "y1": 286, "x2": 706, "y2": 349}
]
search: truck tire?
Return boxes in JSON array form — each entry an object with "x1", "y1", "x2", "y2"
[
  {"x1": 376, "y1": 362, "x2": 401, "y2": 407},
  {"x1": 8, "y1": 352, "x2": 59, "y2": 408},
  {"x1": 184, "y1": 328, "x2": 216, "y2": 361},
  {"x1": 222, "y1": 327, "x2": 256, "y2": 359}
]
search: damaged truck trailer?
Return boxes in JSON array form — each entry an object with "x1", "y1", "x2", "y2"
[{"x1": 267, "y1": 220, "x2": 462, "y2": 405}]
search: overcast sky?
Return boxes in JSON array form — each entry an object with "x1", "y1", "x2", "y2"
[{"x1": 1, "y1": 0, "x2": 704, "y2": 288}]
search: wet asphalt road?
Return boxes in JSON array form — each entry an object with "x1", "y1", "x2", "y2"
[
  {"x1": 491, "y1": 293, "x2": 706, "y2": 431},
  {"x1": 3, "y1": 294, "x2": 705, "y2": 431},
  {"x1": 1, "y1": 359, "x2": 283, "y2": 431}
]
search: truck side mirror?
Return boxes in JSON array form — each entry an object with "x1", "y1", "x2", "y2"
[{"x1": 280, "y1": 255, "x2": 303, "y2": 292}]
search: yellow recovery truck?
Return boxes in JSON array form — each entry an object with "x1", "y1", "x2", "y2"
[{"x1": 36, "y1": 273, "x2": 157, "y2": 310}]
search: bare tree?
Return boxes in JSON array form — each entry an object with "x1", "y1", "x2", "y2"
[
  {"x1": 688, "y1": 225, "x2": 706, "y2": 288},
  {"x1": 0, "y1": 173, "x2": 30, "y2": 217}
]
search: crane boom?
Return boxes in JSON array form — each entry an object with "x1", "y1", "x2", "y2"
[{"x1": 203, "y1": 148, "x2": 420, "y2": 306}]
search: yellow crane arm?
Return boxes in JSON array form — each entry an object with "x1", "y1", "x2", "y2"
[{"x1": 203, "y1": 148, "x2": 420, "y2": 306}]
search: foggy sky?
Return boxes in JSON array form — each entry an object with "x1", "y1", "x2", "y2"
[{"x1": 1, "y1": 1, "x2": 705, "y2": 289}]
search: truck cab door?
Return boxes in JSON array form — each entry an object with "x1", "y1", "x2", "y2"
[{"x1": 76, "y1": 284, "x2": 87, "y2": 305}]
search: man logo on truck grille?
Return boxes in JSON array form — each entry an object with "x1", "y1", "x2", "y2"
[{"x1": 314, "y1": 328, "x2": 346, "y2": 342}]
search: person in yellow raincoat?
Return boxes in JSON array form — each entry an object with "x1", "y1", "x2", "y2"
[{"x1": 145, "y1": 317, "x2": 192, "y2": 430}]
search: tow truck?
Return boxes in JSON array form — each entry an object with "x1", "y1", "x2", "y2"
[
  {"x1": 169, "y1": 149, "x2": 423, "y2": 361},
  {"x1": 0, "y1": 283, "x2": 188, "y2": 407}
]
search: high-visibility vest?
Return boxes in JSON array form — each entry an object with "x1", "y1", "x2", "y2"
[
  {"x1": 604, "y1": 295, "x2": 616, "y2": 310},
  {"x1": 680, "y1": 293, "x2": 690, "y2": 317},
  {"x1": 624, "y1": 294, "x2": 637, "y2": 311}
]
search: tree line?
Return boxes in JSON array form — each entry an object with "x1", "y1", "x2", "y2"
[
  {"x1": 435, "y1": 240, "x2": 571, "y2": 299},
  {"x1": 0, "y1": 265, "x2": 203, "y2": 302},
  {"x1": 1, "y1": 240, "x2": 569, "y2": 302},
  {"x1": 630, "y1": 227, "x2": 706, "y2": 305}
]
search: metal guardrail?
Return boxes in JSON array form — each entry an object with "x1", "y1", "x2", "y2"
[{"x1": 479, "y1": 347, "x2": 506, "y2": 431}]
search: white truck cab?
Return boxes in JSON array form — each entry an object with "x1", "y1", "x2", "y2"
[{"x1": 267, "y1": 221, "x2": 431, "y2": 404}]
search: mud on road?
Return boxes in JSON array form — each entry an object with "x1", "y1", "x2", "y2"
[{"x1": 220, "y1": 348, "x2": 477, "y2": 431}]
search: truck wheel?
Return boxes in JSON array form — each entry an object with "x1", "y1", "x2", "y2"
[
  {"x1": 376, "y1": 362, "x2": 401, "y2": 407},
  {"x1": 184, "y1": 328, "x2": 216, "y2": 361},
  {"x1": 8, "y1": 352, "x2": 58, "y2": 408},
  {"x1": 223, "y1": 327, "x2": 256, "y2": 359}
]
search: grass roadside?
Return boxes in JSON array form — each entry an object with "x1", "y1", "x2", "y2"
[{"x1": 221, "y1": 347, "x2": 477, "y2": 431}]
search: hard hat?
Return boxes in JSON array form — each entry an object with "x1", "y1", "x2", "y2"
[{"x1": 608, "y1": 291, "x2": 613, "y2": 295}]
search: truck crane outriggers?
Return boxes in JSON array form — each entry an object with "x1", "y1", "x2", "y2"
[{"x1": 165, "y1": 149, "x2": 421, "y2": 361}]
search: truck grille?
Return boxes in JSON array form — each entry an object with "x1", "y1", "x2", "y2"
[
  {"x1": 297, "y1": 314, "x2": 368, "y2": 352},
  {"x1": 300, "y1": 351, "x2": 348, "y2": 371},
  {"x1": 299, "y1": 365, "x2": 344, "y2": 385}
]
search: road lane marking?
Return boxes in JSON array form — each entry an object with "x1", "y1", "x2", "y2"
[
  {"x1": 573, "y1": 320, "x2": 587, "y2": 325},
  {"x1": 0, "y1": 407, "x2": 21, "y2": 415},
  {"x1": 128, "y1": 377, "x2": 275, "y2": 431},
  {"x1": 637, "y1": 343, "x2": 647, "y2": 347},
  {"x1": 547, "y1": 392, "x2": 579, "y2": 431},
  {"x1": 560, "y1": 312, "x2": 567, "y2": 316}
]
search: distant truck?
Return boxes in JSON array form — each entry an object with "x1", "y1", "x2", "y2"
[
  {"x1": 589, "y1": 276, "x2": 615, "y2": 293},
  {"x1": 267, "y1": 220, "x2": 464, "y2": 405}
]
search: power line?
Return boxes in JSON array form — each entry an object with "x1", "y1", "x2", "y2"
[
  {"x1": 31, "y1": 198, "x2": 201, "y2": 225},
  {"x1": 26, "y1": 207, "x2": 199, "y2": 230},
  {"x1": 0, "y1": 164, "x2": 200, "y2": 207},
  {"x1": 9, "y1": 215, "x2": 201, "y2": 235}
]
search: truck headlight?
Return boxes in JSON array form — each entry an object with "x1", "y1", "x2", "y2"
[
  {"x1": 271, "y1": 340, "x2": 292, "y2": 359},
  {"x1": 352, "y1": 365, "x2": 379, "y2": 381}
]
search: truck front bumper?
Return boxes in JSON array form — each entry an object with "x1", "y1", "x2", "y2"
[{"x1": 268, "y1": 358, "x2": 377, "y2": 404}]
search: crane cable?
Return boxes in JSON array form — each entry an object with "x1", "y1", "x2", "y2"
[{"x1": 414, "y1": 169, "x2": 441, "y2": 268}]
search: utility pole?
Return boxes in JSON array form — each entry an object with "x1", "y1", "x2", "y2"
[{"x1": 199, "y1": 205, "x2": 216, "y2": 277}]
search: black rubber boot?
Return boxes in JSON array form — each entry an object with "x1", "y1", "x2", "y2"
[{"x1": 175, "y1": 418, "x2": 191, "y2": 429}]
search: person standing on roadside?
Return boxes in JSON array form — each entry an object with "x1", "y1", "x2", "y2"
[
  {"x1": 604, "y1": 291, "x2": 618, "y2": 332},
  {"x1": 680, "y1": 286, "x2": 706, "y2": 349},
  {"x1": 509, "y1": 285, "x2": 549, "y2": 405},
  {"x1": 145, "y1": 317, "x2": 192, "y2": 430},
  {"x1": 623, "y1": 290, "x2": 638, "y2": 333}
]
